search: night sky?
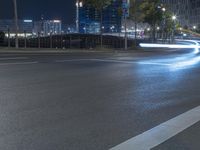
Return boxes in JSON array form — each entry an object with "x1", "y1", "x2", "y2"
[{"x1": 0, "y1": 0, "x2": 76, "y2": 24}]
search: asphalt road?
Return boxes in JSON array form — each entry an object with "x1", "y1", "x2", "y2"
[{"x1": 0, "y1": 49, "x2": 200, "y2": 150}]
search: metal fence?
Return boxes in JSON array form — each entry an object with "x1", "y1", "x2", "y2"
[{"x1": 0, "y1": 33, "x2": 137, "y2": 49}]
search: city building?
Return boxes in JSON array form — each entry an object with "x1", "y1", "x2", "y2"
[
  {"x1": 0, "y1": 19, "x2": 62, "y2": 37},
  {"x1": 78, "y1": 0, "x2": 122, "y2": 33},
  {"x1": 33, "y1": 20, "x2": 62, "y2": 36},
  {"x1": 0, "y1": 19, "x2": 33, "y2": 37},
  {"x1": 190, "y1": 0, "x2": 200, "y2": 27}
]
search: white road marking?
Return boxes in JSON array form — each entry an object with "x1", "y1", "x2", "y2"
[
  {"x1": 56, "y1": 58, "x2": 139, "y2": 64},
  {"x1": 0, "y1": 61, "x2": 38, "y2": 66},
  {"x1": 89, "y1": 59, "x2": 138, "y2": 64},
  {"x1": 138, "y1": 62, "x2": 171, "y2": 66},
  {"x1": 55, "y1": 59, "x2": 92, "y2": 63},
  {"x1": 110, "y1": 105, "x2": 200, "y2": 150},
  {"x1": 56, "y1": 58, "x2": 171, "y2": 66},
  {"x1": 0, "y1": 57, "x2": 29, "y2": 60}
]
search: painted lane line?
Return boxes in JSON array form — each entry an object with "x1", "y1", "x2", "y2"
[
  {"x1": 0, "y1": 61, "x2": 38, "y2": 66},
  {"x1": 56, "y1": 58, "x2": 172, "y2": 66},
  {"x1": 55, "y1": 59, "x2": 92, "y2": 63},
  {"x1": 138, "y1": 62, "x2": 171, "y2": 66},
  {"x1": 56, "y1": 58, "x2": 138, "y2": 64},
  {"x1": 110, "y1": 105, "x2": 200, "y2": 150},
  {"x1": 89, "y1": 59, "x2": 138, "y2": 64},
  {"x1": 0, "y1": 57, "x2": 29, "y2": 60}
]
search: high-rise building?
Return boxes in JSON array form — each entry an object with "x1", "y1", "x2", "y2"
[
  {"x1": 78, "y1": 0, "x2": 122, "y2": 33},
  {"x1": 190, "y1": 0, "x2": 200, "y2": 27},
  {"x1": 0, "y1": 19, "x2": 33, "y2": 37},
  {"x1": 33, "y1": 20, "x2": 62, "y2": 36}
]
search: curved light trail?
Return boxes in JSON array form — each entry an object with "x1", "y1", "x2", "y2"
[{"x1": 139, "y1": 40, "x2": 200, "y2": 70}]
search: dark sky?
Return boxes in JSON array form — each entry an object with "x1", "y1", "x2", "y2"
[{"x1": 0, "y1": 0, "x2": 76, "y2": 25}]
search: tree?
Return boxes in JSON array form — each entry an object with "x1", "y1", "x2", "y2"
[
  {"x1": 83, "y1": 0, "x2": 112, "y2": 48},
  {"x1": 140, "y1": 0, "x2": 163, "y2": 42},
  {"x1": 129, "y1": 0, "x2": 143, "y2": 46},
  {"x1": 0, "y1": 31, "x2": 5, "y2": 45},
  {"x1": 117, "y1": 5, "x2": 123, "y2": 37}
]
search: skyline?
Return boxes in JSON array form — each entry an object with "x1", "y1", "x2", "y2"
[{"x1": 0, "y1": 0, "x2": 76, "y2": 24}]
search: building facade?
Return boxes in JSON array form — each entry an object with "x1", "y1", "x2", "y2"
[
  {"x1": 78, "y1": 0, "x2": 122, "y2": 33},
  {"x1": 0, "y1": 19, "x2": 33, "y2": 37},
  {"x1": 0, "y1": 19, "x2": 62, "y2": 37},
  {"x1": 33, "y1": 20, "x2": 62, "y2": 36},
  {"x1": 190, "y1": 0, "x2": 200, "y2": 27}
]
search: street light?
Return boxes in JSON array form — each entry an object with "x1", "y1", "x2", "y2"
[
  {"x1": 172, "y1": 15, "x2": 176, "y2": 21},
  {"x1": 160, "y1": 7, "x2": 166, "y2": 42},
  {"x1": 76, "y1": 1, "x2": 83, "y2": 33},
  {"x1": 193, "y1": 26, "x2": 197, "y2": 30},
  {"x1": 172, "y1": 15, "x2": 177, "y2": 43},
  {"x1": 162, "y1": 7, "x2": 166, "y2": 12},
  {"x1": 13, "y1": 0, "x2": 18, "y2": 48}
]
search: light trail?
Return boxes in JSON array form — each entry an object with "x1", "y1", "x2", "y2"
[
  {"x1": 139, "y1": 40, "x2": 200, "y2": 70},
  {"x1": 140, "y1": 39, "x2": 200, "y2": 54}
]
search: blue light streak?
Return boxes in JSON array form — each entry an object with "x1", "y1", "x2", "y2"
[{"x1": 139, "y1": 40, "x2": 200, "y2": 70}]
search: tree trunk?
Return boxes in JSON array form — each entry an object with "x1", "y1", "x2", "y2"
[
  {"x1": 134, "y1": 16, "x2": 137, "y2": 47},
  {"x1": 152, "y1": 23, "x2": 156, "y2": 43},
  {"x1": 134, "y1": 0, "x2": 137, "y2": 47}
]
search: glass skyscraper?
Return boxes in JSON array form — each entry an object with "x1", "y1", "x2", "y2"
[{"x1": 78, "y1": 0, "x2": 122, "y2": 33}]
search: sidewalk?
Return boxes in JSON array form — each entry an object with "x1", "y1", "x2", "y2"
[
  {"x1": 0, "y1": 47, "x2": 115, "y2": 53},
  {"x1": 0, "y1": 47, "x2": 182, "y2": 54}
]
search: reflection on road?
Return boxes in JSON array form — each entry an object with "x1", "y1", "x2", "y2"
[{"x1": 139, "y1": 40, "x2": 200, "y2": 70}]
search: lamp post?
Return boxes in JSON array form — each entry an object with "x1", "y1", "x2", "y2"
[
  {"x1": 76, "y1": 1, "x2": 83, "y2": 33},
  {"x1": 172, "y1": 15, "x2": 176, "y2": 43},
  {"x1": 123, "y1": 0, "x2": 129, "y2": 50},
  {"x1": 161, "y1": 7, "x2": 166, "y2": 43},
  {"x1": 13, "y1": 0, "x2": 19, "y2": 48}
]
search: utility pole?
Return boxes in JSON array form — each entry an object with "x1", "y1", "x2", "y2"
[
  {"x1": 76, "y1": 1, "x2": 83, "y2": 33},
  {"x1": 124, "y1": 17, "x2": 128, "y2": 50},
  {"x1": 172, "y1": 15, "x2": 176, "y2": 43},
  {"x1": 123, "y1": 0, "x2": 129, "y2": 50},
  {"x1": 13, "y1": 0, "x2": 19, "y2": 48},
  {"x1": 76, "y1": 0, "x2": 79, "y2": 33}
]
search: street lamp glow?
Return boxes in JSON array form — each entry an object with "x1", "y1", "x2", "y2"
[
  {"x1": 79, "y1": 2, "x2": 83, "y2": 7},
  {"x1": 147, "y1": 28, "x2": 150, "y2": 31},
  {"x1": 162, "y1": 7, "x2": 166, "y2": 12},
  {"x1": 193, "y1": 26, "x2": 197, "y2": 29},
  {"x1": 172, "y1": 15, "x2": 176, "y2": 20},
  {"x1": 157, "y1": 27, "x2": 160, "y2": 30},
  {"x1": 76, "y1": 1, "x2": 83, "y2": 7}
]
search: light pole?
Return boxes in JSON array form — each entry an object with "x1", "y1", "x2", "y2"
[
  {"x1": 123, "y1": 0, "x2": 129, "y2": 50},
  {"x1": 13, "y1": 0, "x2": 19, "y2": 48},
  {"x1": 161, "y1": 7, "x2": 166, "y2": 43},
  {"x1": 124, "y1": 16, "x2": 128, "y2": 50},
  {"x1": 76, "y1": 1, "x2": 83, "y2": 33},
  {"x1": 172, "y1": 15, "x2": 176, "y2": 43}
]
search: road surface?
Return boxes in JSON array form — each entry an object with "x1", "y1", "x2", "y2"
[{"x1": 0, "y1": 49, "x2": 200, "y2": 150}]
